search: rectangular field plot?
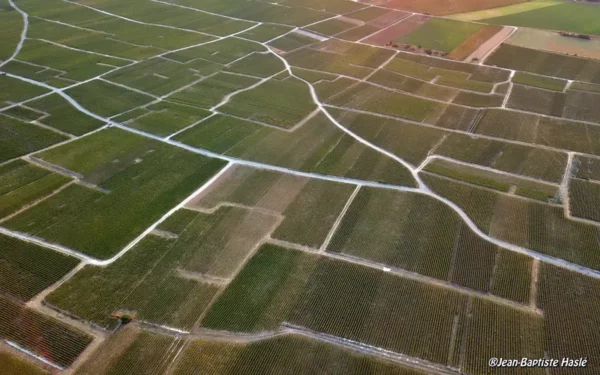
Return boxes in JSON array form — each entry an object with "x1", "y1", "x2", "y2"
[
  {"x1": 0, "y1": 159, "x2": 71, "y2": 219},
  {"x1": 64, "y1": 80, "x2": 154, "y2": 118},
  {"x1": 428, "y1": 104, "x2": 482, "y2": 131},
  {"x1": 167, "y1": 72, "x2": 259, "y2": 110},
  {"x1": 105, "y1": 57, "x2": 202, "y2": 97},
  {"x1": 421, "y1": 173, "x2": 600, "y2": 270},
  {"x1": 538, "y1": 264, "x2": 600, "y2": 374},
  {"x1": 0, "y1": 75, "x2": 50, "y2": 109},
  {"x1": 26, "y1": 94, "x2": 105, "y2": 136},
  {"x1": 569, "y1": 179, "x2": 600, "y2": 223},
  {"x1": 280, "y1": 0, "x2": 365, "y2": 14},
  {"x1": 474, "y1": 109, "x2": 600, "y2": 156},
  {"x1": 435, "y1": 132, "x2": 568, "y2": 183},
  {"x1": 20, "y1": 0, "x2": 213, "y2": 52},
  {"x1": 267, "y1": 32, "x2": 320, "y2": 53},
  {"x1": 165, "y1": 38, "x2": 264, "y2": 65},
  {"x1": 225, "y1": 52, "x2": 284, "y2": 78},
  {"x1": 563, "y1": 89, "x2": 600, "y2": 123},
  {"x1": 49, "y1": 202, "x2": 276, "y2": 330},
  {"x1": 0, "y1": 115, "x2": 68, "y2": 163},
  {"x1": 326, "y1": 187, "x2": 532, "y2": 298},
  {"x1": 368, "y1": 69, "x2": 458, "y2": 101},
  {"x1": 47, "y1": 234, "x2": 220, "y2": 330},
  {"x1": 0, "y1": 295, "x2": 92, "y2": 368},
  {"x1": 122, "y1": 101, "x2": 211, "y2": 137},
  {"x1": 507, "y1": 84, "x2": 566, "y2": 117},
  {"x1": 452, "y1": 91, "x2": 503, "y2": 108},
  {"x1": 12, "y1": 39, "x2": 129, "y2": 81},
  {"x1": 187, "y1": 165, "x2": 355, "y2": 248},
  {"x1": 305, "y1": 18, "x2": 358, "y2": 36},
  {"x1": 4, "y1": 128, "x2": 226, "y2": 259},
  {"x1": 423, "y1": 157, "x2": 559, "y2": 199},
  {"x1": 238, "y1": 24, "x2": 293, "y2": 43},
  {"x1": 173, "y1": 334, "x2": 427, "y2": 375},
  {"x1": 331, "y1": 109, "x2": 448, "y2": 166},
  {"x1": 0, "y1": 234, "x2": 79, "y2": 302},
  {"x1": 202, "y1": 244, "x2": 541, "y2": 368},
  {"x1": 25, "y1": 17, "x2": 161, "y2": 60},
  {"x1": 219, "y1": 77, "x2": 316, "y2": 129},
  {"x1": 512, "y1": 71, "x2": 567, "y2": 91},
  {"x1": 286, "y1": 39, "x2": 395, "y2": 78},
  {"x1": 327, "y1": 82, "x2": 441, "y2": 122},
  {"x1": 396, "y1": 18, "x2": 484, "y2": 53},
  {"x1": 486, "y1": 44, "x2": 600, "y2": 83}
]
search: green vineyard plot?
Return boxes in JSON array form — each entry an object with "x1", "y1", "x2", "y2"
[
  {"x1": 0, "y1": 159, "x2": 71, "y2": 219},
  {"x1": 4, "y1": 128, "x2": 226, "y2": 259},
  {"x1": 0, "y1": 115, "x2": 68, "y2": 163}
]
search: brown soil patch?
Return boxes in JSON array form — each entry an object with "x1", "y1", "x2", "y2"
[
  {"x1": 449, "y1": 25, "x2": 504, "y2": 61},
  {"x1": 367, "y1": 10, "x2": 411, "y2": 28},
  {"x1": 358, "y1": 0, "x2": 527, "y2": 16},
  {"x1": 363, "y1": 14, "x2": 429, "y2": 46},
  {"x1": 74, "y1": 324, "x2": 141, "y2": 375}
]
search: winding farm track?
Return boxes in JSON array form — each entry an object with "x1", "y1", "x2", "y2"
[{"x1": 1, "y1": 0, "x2": 600, "y2": 282}]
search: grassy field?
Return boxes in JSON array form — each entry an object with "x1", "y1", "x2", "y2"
[
  {"x1": 306, "y1": 18, "x2": 357, "y2": 36},
  {"x1": 513, "y1": 71, "x2": 567, "y2": 91},
  {"x1": 328, "y1": 82, "x2": 441, "y2": 122},
  {"x1": 168, "y1": 72, "x2": 259, "y2": 109},
  {"x1": 0, "y1": 294, "x2": 92, "y2": 368},
  {"x1": 365, "y1": 0, "x2": 528, "y2": 16},
  {"x1": 5, "y1": 128, "x2": 226, "y2": 259},
  {"x1": 0, "y1": 159, "x2": 71, "y2": 219},
  {"x1": 0, "y1": 234, "x2": 79, "y2": 301},
  {"x1": 0, "y1": 352, "x2": 49, "y2": 375},
  {"x1": 238, "y1": 24, "x2": 293, "y2": 43},
  {"x1": 0, "y1": 75, "x2": 50, "y2": 108},
  {"x1": 225, "y1": 53, "x2": 284, "y2": 78},
  {"x1": 396, "y1": 18, "x2": 484, "y2": 53},
  {"x1": 123, "y1": 101, "x2": 211, "y2": 137},
  {"x1": 220, "y1": 77, "x2": 316, "y2": 129},
  {"x1": 106, "y1": 57, "x2": 201, "y2": 97},
  {"x1": 368, "y1": 69, "x2": 458, "y2": 101},
  {"x1": 65, "y1": 80, "x2": 154, "y2": 118},
  {"x1": 506, "y1": 27, "x2": 600, "y2": 60},
  {"x1": 27, "y1": 94, "x2": 105, "y2": 135},
  {"x1": 481, "y1": 0, "x2": 600, "y2": 36},
  {"x1": 0, "y1": 115, "x2": 68, "y2": 163},
  {"x1": 332, "y1": 109, "x2": 447, "y2": 166},
  {"x1": 14, "y1": 39, "x2": 129, "y2": 81}
]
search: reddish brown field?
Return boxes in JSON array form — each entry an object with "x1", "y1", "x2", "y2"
[
  {"x1": 448, "y1": 25, "x2": 503, "y2": 60},
  {"x1": 367, "y1": 10, "x2": 411, "y2": 28},
  {"x1": 363, "y1": 14, "x2": 429, "y2": 46},
  {"x1": 359, "y1": 0, "x2": 528, "y2": 16}
]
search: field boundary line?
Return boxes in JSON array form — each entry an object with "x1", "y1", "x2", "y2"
[
  {"x1": 319, "y1": 185, "x2": 361, "y2": 252},
  {"x1": 0, "y1": 0, "x2": 28, "y2": 69},
  {"x1": 62, "y1": 0, "x2": 217, "y2": 38},
  {"x1": 32, "y1": 38, "x2": 137, "y2": 62},
  {"x1": 4, "y1": 340, "x2": 63, "y2": 370}
]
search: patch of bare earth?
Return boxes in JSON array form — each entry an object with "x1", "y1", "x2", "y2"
[{"x1": 449, "y1": 25, "x2": 504, "y2": 61}]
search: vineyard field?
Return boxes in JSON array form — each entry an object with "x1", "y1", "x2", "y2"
[
  {"x1": 569, "y1": 179, "x2": 600, "y2": 223},
  {"x1": 225, "y1": 53, "x2": 284, "y2": 78},
  {"x1": 123, "y1": 101, "x2": 211, "y2": 137},
  {"x1": 512, "y1": 71, "x2": 567, "y2": 91},
  {"x1": 0, "y1": 115, "x2": 68, "y2": 163},
  {"x1": 0, "y1": 295, "x2": 92, "y2": 368},
  {"x1": 5, "y1": 129, "x2": 227, "y2": 258},
  {"x1": 0, "y1": 159, "x2": 71, "y2": 218},
  {"x1": 0, "y1": 234, "x2": 79, "y2": 301}
]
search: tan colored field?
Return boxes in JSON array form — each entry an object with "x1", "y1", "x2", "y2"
[
  {"x1": 449, "y1": 25, "x2": 504, "y2": 60},
  {"x1": 359, "y1": 0, "x2": 528, "y2": 16},
  {"x1": 508, "y1": 27, "x2": 600, "y2": 60}
]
